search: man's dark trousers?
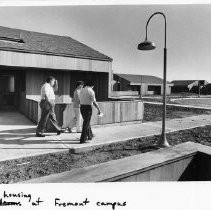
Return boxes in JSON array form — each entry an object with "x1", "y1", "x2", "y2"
[
  {"x1": 80, "y1": 105, "x2": 93, "y2": 143},
  {"x1": 36, "y1": 100, "x2": 61, "y2": 134}
]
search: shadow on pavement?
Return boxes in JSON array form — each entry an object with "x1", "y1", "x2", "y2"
[{"x1": 0, "y1": 127, "x2": 80, "y2": 147}]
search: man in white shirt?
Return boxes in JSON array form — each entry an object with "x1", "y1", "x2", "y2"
[
  {"x1": 69, "y1": 81, "x2": 84, "y2": 133},
  {"x1": 36, "y1": 76, "x2": 63, "y2": 137},
  {"x1": 79, "y1": 80, "x2": 102, "y2": 143}
]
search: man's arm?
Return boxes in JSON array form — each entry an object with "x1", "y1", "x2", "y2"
[
  {"x1": 90, "y1": 89, "x2": 101, "y2": 114},
  {"x1": 93, "y1": 101, "x2": 101, "y2": 115},
  {"x1": 75, "y1": 90, "x2": 80, "y2": 103},
  {"x1": 53, "y1": 80, "x2": 58, "y2": 92}
]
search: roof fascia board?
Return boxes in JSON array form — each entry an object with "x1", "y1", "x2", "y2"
[{"x1": 0, "y1": 47, "x2": 113, "y2": 62}]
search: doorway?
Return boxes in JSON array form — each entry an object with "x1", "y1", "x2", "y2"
[
  {"x1": 0, "y1": 67, "x2": 26, "y2": 111},
  {"x1": 0, "y1": 75, "x2": 15, "y2": 110}
]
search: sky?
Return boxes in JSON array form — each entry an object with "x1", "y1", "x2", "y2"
[{"x1": 0, "y1": 4, "x2": 211, "y2": 82}]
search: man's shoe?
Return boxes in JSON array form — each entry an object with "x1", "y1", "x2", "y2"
[
  {"x1": 36, "y1": 133, "x2": 45, "y2": 137},
  {"x1": 80, "y1": 139, "x2": 89, "y2": 144},
  {"x1": 87, "y1": 134, "x2": 95, "y2": 140},
  {"x1": 80, "y1": 141, "x2": 90, "y2": 144},
  {"x1": 68, "y1": 128, "x2": 72, "y2": 133},
  {"x1": 86, "y1": 140, "x2": 92, "y2": 143},
  {"x1": 57, "y1": 128, "x2": 66, "y2": 135}
]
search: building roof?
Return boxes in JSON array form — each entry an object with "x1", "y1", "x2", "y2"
[
  {"x1": 0, "y1": 26, "x2": 112, "y2": 61},
  {"x1": 171, "y1": 80, "x2": 208, "y2": 86},
  {"x1": 171, "y1": 80, "x2": 198, "y2": 86},
  {"x1": 115, "y1": 73, "x2": 171, "y2": 84}
]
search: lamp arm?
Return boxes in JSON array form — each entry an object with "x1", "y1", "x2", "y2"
[{"x1": 145, "y1": 12, "x2": 167, "y2": 48}]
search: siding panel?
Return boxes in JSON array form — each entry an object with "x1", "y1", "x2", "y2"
[{"x1": 0, "y1": 51, "x2": 111, "y2": 73}]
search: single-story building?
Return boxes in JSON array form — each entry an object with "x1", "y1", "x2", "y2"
[
  {"x1": 171, "y1": 80, "x2": 208, "y2": 93},
  {"x1": 201, "y1": 83, "x2": 211, "y2": 95},
  {"x1": 0, "y1": 26, "x2": 113, "y2": 111},
  {"x1": 0, "y1": 26, "x2": 144, "y2": 127},
  {"x1": 113, "y1": 73, "x2": 173, "y2": 96}
]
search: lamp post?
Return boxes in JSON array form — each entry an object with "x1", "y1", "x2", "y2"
[
  {"x1": 137, "y1": 12, "x2": 169, "y2": 147},
  {"x1": 198, "y1": 81, "x2": 201, "y2": 98},
  {"x1": 140, "y1": 75, "x2": 142, "y2": 98}
]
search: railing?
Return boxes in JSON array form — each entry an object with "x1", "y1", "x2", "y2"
[{"x1": 19, "y1": 93, "x2": 144, "y2": 128}]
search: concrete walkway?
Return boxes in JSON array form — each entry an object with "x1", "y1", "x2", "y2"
[{"x1": 1, "y1": 111, "x2": 211, "y2": 162}]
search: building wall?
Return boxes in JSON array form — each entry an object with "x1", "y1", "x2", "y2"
[
  {"x1": 166, "y1": 85, "x2": 172, "y2": 95},
  {"x1": 113, "y1": 75, "x2": 171, "y2": 96},
  {"x1": 68, "y1": 70, "x2": 109, "y2": 101},
  {"x1": 0, "y1": 51, "x2": 111, "y2": 73},
  {"x1": 26, "y1": 69, "x2": 70, "y2": 103},
  {"x1": 113, "y1": 82, "x2": 171, "y2": 96},
  {"x1": 26, "y1": 69, "x2": 109, "y2": 102},
  {"x1": 140, "y1": 84, "x2": 159, "y2": 95},
  {"x1": 140, "y1": 84, "x2": 171, "y2": 96},
  {"x1": 0, "y1": 50, "x2": 113, "y2": 101},
  {"x1": 140, "y1": 84, "x2": 147, "y2": 95},
  {"x1": 113, "y1": 74, "x2": 131, "y2": 91},
  {"x1": 171, "y1": 86, "x2": 189, "y2": 93}
]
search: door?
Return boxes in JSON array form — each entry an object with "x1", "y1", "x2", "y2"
[
  {"x1": 0, "y1": 75, "x2": 15, "y2": 110},
  {"x1": 0, "y1": 68, "x2": 26, "y2": 111}
]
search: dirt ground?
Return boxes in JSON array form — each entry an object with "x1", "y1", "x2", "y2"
[{"x1": 143, "y1": 103, "x2": 211, "y2": 122}]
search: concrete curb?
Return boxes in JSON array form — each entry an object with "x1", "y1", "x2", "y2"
[{"x1": 69, "y1": 123, "x2": 211, "y2": 154}]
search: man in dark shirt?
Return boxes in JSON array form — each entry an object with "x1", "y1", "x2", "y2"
[{"x1": 79, "y1": 80, "x2": 102, "y2": 143}]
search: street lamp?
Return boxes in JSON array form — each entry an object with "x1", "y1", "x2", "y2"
[{"x1": 137, "y1": 12, "x2": 169, "y2": 147}]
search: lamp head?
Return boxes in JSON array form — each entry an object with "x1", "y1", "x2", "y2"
[{"x1": 138, "y1": 40, "x2": 156, "y2": 51}]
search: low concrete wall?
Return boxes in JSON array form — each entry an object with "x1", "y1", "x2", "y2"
[
  {"x1": 22, "y1": 142, "x2": 211, "y2": 183},
  {"x1": 117, "y1": 155, "x2": 195, "y2": 182},
  {"x1": 19, "y1": 92, "x2": 40, "y2": 123},
  {"x1": 20, "y1": 94, "x2": 144, "y2": 127},
  {"x1": 110, "y1": 91, "x2": 139, "y2": 97},
  {"x1": 57, "y1": 100, "x2": 144, "y2": 128}
]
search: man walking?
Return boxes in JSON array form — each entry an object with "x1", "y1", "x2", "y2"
[
  {"x1": 69, "y1": 81, "x2": 84, "y2": 133},
  {"x1": 36, "y1": 76, "x2": 64, "y2": 137},
  {"x1": 79, "y1": 80, "x2": 101, "y2": 144}
]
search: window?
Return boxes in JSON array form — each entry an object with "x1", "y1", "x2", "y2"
[{"x1": 148, "y1": 86, "x2": 155, "y2": 91}]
